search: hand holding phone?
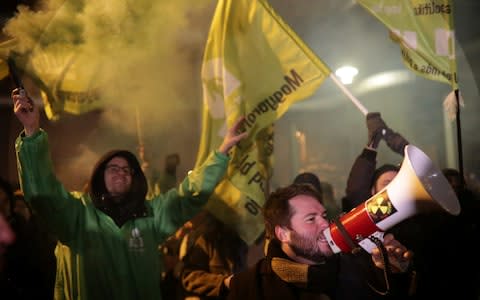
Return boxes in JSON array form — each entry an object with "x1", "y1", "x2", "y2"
[{"x1": 7, "y1": 58, "x2": 34, "y2": 112}]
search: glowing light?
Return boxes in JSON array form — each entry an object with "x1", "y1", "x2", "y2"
[
  {"x1": 335, "y1": 66, "x2": 359, "y2": 85},
  {"x1": 355, "y1": 70, "x2": 412, "y2": 93}
]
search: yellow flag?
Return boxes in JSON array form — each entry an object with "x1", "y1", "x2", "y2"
[
  {"x1": 196, "y1": 0, "x2": 331, "y2": 244},
  {"x1": 1, "y1": 1, "x2": 106, "y2": 121},
  {"x1": 13, "y1": 48, "x2": 103, "y2": 121},
  {"x1": 358, "y1": 0, "x2": 457, "y2": 89},
  {"x1": 0, "y1": 40, "x2": 103, "y2": 120}
]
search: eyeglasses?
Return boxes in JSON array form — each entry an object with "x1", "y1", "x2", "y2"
[{"x1": 105, "y1": 164, "x2": 134, "y2": 175}]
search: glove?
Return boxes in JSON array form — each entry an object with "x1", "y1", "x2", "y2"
[
  {"x1": 366, "y1": 112, "x2": 387, "y2": 149},
  {"x1": 383, "y1": 128, "x2": 409, "y2": 155}
]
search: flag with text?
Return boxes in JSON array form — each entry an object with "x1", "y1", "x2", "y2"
[
  {"x1": 196, "y1": 0, "x2": 331, "y2": 244},
  {"x1": 358, "y1": 0, "x2": 457, "y2": 89}
]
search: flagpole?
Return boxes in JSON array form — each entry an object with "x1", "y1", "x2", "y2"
[
  {"x1": 329, "y1": 73, "x2": 368, "y2": 115},
  {"x1": 135, "y1": 106, "x2": 149, "y2": 172},
  {"x1": 135, "y1": 106, "x2": 143, "y2": 148},
  {"x1": 454, "y1": 89, "x2": 465, "y2": 185}
]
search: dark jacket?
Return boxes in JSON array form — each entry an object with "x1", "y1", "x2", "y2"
[
  {"x1": 227, "y1": 239, "x2": 411, "y2": 300},
  {"x1": 1, "y1": 213, "x2": 57, "y2": 300},
  {"x1": 180, "y1": 213, "x2": 248, "y2": 300},
  {"x1": 342, "y1": 148, "x2": 377, "y2": 212}
]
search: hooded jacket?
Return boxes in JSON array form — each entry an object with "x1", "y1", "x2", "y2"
[
  {"x1": 89, "y1": 149, "x2": 149, "y2": 227},
  {"x1": 15, "y1": 129, "x2": 230, "y2": 300}
]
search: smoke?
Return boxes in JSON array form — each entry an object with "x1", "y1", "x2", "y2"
[
  {"x1": 3, "y1": 0, "x2": 480, "y2": 200},
  {"x1": 3, "y1": 0, "x2": 217, "y2": 189}
]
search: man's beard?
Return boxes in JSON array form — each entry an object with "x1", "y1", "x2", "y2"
[{"x1": 289, "y1": 230, "x2": 327, "y2": 263}]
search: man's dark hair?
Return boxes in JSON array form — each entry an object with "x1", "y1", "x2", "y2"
[
  {"x1": 442, "y1": 168, "x2": 465, "y2": 196},
  {"x1": 371, "y1": 164, "x2": 399, "y2": 189},
  {"x1": 263, "y1": 183, "x2": 322, "y2": 240},
  {"x1": 293, "y1": 172, "x2": 322, "y2": 195},
  {"x1": 88, "y1": 150, "x2": 148, "y2": 211}
]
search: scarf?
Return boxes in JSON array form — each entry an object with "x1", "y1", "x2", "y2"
[
  {"x1": 97, "y1": 194, "x2": 147, "y2": 227},
  {"x1": 267, "y1": 239, "x2": 339, "y2": 293}
]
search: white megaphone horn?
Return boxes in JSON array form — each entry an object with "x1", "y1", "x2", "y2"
[{"x1": 323, "y1": 144, "x2": 461, "y2": 254}]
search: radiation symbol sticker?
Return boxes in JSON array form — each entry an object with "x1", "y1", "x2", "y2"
[{"x1": 366, "y1": 191, "x2": 397, "y2": 223}]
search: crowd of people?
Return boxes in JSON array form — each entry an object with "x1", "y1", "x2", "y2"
[
  {"x1": 0, "y1": 86, "x2": 478, "y2": 300},
  {"x1": 7, "y1": 87, "x2": 247, "y2": 300}
]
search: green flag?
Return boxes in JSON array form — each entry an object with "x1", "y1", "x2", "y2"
[
  {"x1": 358, "y1": 0, "x2": 457, "y2": 89},
  {"x1": 196, "y1": 0, "x2": 331, "y2": 244}
]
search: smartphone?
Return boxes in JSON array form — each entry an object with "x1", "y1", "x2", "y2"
[{"x1": 7, "y1": 58, "x2": 34, "y2": 112}]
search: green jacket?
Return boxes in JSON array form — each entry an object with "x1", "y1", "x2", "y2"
[{"x1": 15, "y1": 129, "x2": 230, "y2": 300}]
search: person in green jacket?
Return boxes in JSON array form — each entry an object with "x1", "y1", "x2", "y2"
[{"x1": 11, "y1": 87, "x2": 247, "y2": 300}]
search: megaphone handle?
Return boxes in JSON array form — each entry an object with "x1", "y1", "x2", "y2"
[
  {"x1": 363, "y1": 232, "x2": 410, "y2": 272},
  {"x1": 359, "y1": 231, "x2": 385, "y2": 253},
  {"x1": 367, "y1": 235, "x2": 391, "y2": 296}
]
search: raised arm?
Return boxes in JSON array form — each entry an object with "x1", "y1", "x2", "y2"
[
  {"x1": 367, "y1": 112, "x2": 409, "y2": 155},
  {"x1": 342, "y1": 113, "x2": 383, "y2": 211},
  {"x1": 11, "y1": 88, "x2": 39, "y2": 136},
  {"x1": 217, "y1": 116, "x2": 248, "y2": 155},
  {"x1": 11, "y1": 88, "x2": 85, "y2": 241},
  {"x1": 151, "y1": 116, "x2": 248, "y2": 241}
]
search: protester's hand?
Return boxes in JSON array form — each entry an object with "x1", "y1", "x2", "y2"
[
  {"x1": 371, "y1": 233, "x2": 413, "y2": 273},
  {"x1": 218, "y1": 116, "x2": 248, "y2": 155},
  {"x1": 383, "y1": 128, "x2": 409, "y2": 155},
  {"x1": 366, "y1": 112, "x2": 387, "y2": 149},
  {"x1": 223, "y1": 274, "x2": 233, "y2": 289},
  {"x1": 11, "y1": 88, "x2": 39, "y2": 137}
]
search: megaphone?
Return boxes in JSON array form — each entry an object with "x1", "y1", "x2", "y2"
[{"x1": 324, "y1": 144, "x2": 461, "y2": 254}]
